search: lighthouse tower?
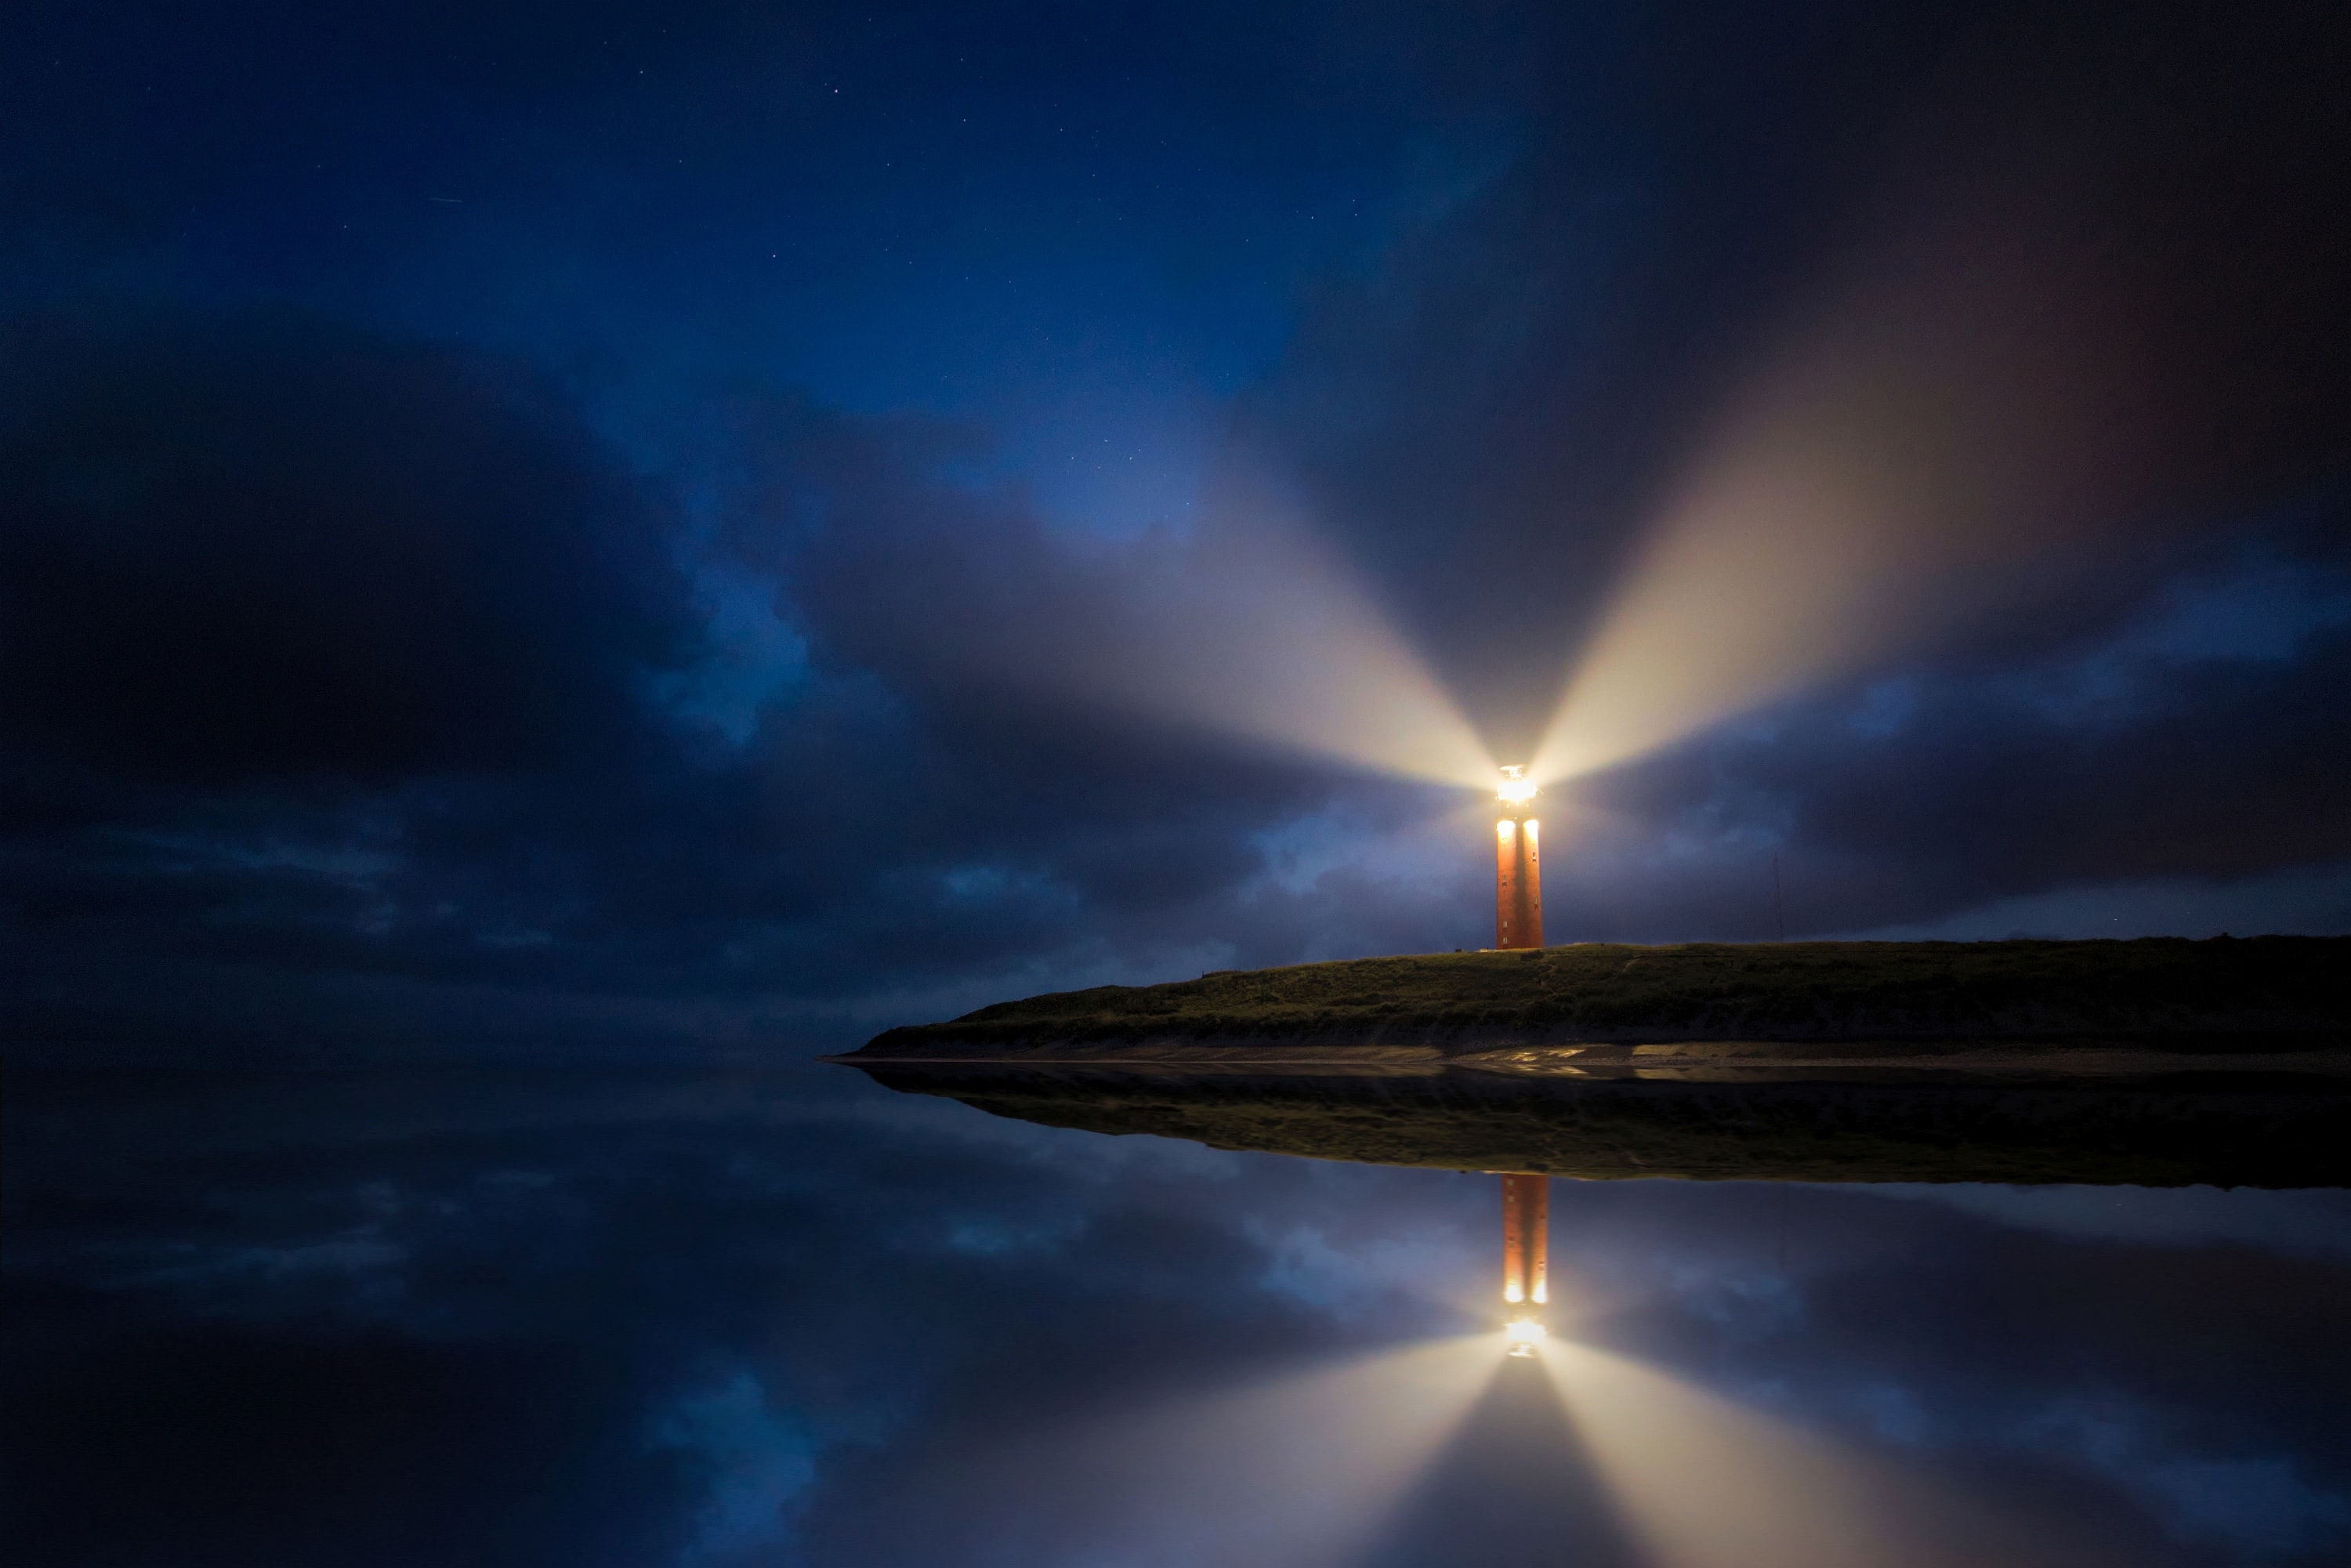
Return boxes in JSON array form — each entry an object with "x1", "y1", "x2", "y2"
[{"x1": 1494, "y1": 766, "x2": 1542, "y2": 950}]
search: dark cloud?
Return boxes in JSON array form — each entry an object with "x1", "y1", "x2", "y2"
[
  {"x1": 0, "y1": 313, "x2": 1444, "y2": 1045},
  {"x1": 0, "y1": 310, "x2": 691, "y2": 786}
]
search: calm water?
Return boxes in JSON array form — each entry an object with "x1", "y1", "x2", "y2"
[{"x1": 8, "y1": 1062, "x2": 2350, "y2": 1567}]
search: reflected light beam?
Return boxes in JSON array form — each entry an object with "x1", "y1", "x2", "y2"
[
  {"x1": 1539, "y1": 1338, "x2": 2030, "y2": 1568},
  {"x1": 956, "y1": 1335, "x2": 1504, "y2": 1568}
]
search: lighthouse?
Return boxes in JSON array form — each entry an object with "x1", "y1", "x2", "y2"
[
  {"x1": 1491, "y1": 770, "x2": 1552, "y2": 1352},
  {"x1": 1494, "y1": 766, "x2": 1542, "y2": 951}
]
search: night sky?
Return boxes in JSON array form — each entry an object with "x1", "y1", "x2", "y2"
[{"x1": 6, "y1": 0, "x2": 2351, "y2": 1053}]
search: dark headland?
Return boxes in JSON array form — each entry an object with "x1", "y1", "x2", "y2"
[
  {"x1": 835, "y1": 939, "x2": 2351, "y2": 1185},
  {"x1": 840, "y1": 936, "x2": 2351, "y2": 1069}
]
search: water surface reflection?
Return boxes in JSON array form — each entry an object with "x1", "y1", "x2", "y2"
[{"x1": 7, "y1": 1063, "x2": 2349, "y2": 1566}]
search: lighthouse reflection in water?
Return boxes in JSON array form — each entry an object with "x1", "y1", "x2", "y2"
[{"x1": 1498, "y1": 1171, "x2": 1550, "y2": 1354}]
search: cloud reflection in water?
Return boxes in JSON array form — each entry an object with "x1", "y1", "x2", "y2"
[{"x1": 6, "y1": 1065, "x2": 2349, "y2": 1568}]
